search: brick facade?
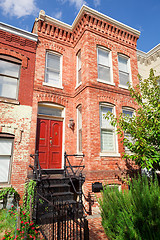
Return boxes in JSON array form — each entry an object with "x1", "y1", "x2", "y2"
[
  {"x1": 30, "y1": 6, "x2": 140, "y2": 215},
  {"x1": 0, "y1": 23, "x2": 37, "y2": 198}
]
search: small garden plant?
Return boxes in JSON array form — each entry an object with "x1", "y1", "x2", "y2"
[
  {"x1": 0, "y1": 180, "x2": 42, "y2": 239},
  {"x1": 99, "y1": 174, "x2": 160, "y2": 240},
  {"x1": 1, "y1": 206, "x2": 41, "y2": 240}
]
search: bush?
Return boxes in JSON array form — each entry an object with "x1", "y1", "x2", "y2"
[{"x1": 99, "y1": 175, "x2": 160, "y2": 240}]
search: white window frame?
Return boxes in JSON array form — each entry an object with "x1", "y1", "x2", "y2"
[
  {"x1": 97, "y1": 46, "x2": 114, "y2": 86},
  {"x1": 76, "y1": 50, "x2": 82, "y2": 87},
  {"x1": 77, "y1": 105, "x2": 82, "y2": 154},
  {"x1": 0, "y1": 58, "x2": 20, "y2": 100},
  {"x1": 0, "y1": 137, "x2": 13, "y2": 184},
  {"x1": 122, "y1": 107, "x2": 134, "y2": 119},
  {"x1": 43, "y1": 51, "x2": 63, "y2": 89},
  {"x1": 122, "y1": 107, "x2": 135, "y2": 154},
  {"x1": 118, "y1": 54, "x2": 132, "y2": 89},
  {"x1": 100, "y1": 103, "x2": 120, "y2": 157}
]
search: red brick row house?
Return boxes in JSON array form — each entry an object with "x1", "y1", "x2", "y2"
[
  {"x1": 0, "y1": 5, "x2": 140, "y2": 214},
  {"x1": 30, "y1": 5, "x2": 140, "y2": 212},
  {"x1": 0, "y1": 22, "x2": 37, "y2": 197}
]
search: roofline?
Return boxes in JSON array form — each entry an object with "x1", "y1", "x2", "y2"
[
  {"x1": 137, "y1": 43, "x2": 160, "y2": 58},
  {"x1": 38, "y1": 5, "x2": 140, "y2": 37},
  {"x1": 0, "y1": 22, "x2": 38, "y2": 42}
]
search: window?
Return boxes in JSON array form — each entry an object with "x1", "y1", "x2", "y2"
[
  {"x1": 77, "y1": 106, "x2": 82, "y2": 153},
  {"x1": 97, "y1": 47, "x2": 113, "y2": 84},
  {"x1": 0, "y1": 58, "x2": 20, "y2": 99},
  {"x1": 122, "y1": 107, "x2": 134, "y2": 154},
  {"x1": 77, "y1": 51, "x2": 81, "y2": 85},
  {"x1": 45, "y1": 52, "x2": 62, "y2": 88},
  {"x1": 122, "y1": 107, "x2": 134, "y2": 118},
  {"x1": 100, "y1": 104, "x2": 118, "y2": 154},
  {"x1": 118, "y1": 55, "x2": 131, "y2": 88},
  {"x1": 0, "y1": 137, "x2": 13, "y2": 183}
]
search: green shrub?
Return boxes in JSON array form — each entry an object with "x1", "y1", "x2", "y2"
[{"x1": 99, "y1": 175, "x2": 160, "y2": 240}]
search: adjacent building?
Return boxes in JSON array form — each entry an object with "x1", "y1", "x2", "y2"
[
  {"x1": 0, "y1": 22, "x2": 37, "y2": 197},
  {"x1": 137, "y1": 43, "x2": 160, "y2": 79}
]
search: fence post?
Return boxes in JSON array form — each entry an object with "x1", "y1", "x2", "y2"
[
  {"x1": 30, "y1": 195, "x2": 32, "y2": 221},
  {"x1": 79, "y1": 172, "x2": 83, "y2": 212},
  {"x1": 84, "y1": 218, "x2": 89, "y2": 240},
  {"x1": 64, "y1": 151, "x2": 66, "y2": 177}
]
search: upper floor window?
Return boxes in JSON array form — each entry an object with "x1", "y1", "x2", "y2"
[
  {"x1": 118, "y1": 55, "x2": 131, "y2": 88},
  {"x1": 77, "y1": 51, "x2": 81, "y2": 86},
  {"x1": 0, "y1": 58, "x2": 20, "y2": 99},
  {"x1": 97, "y1": 47, "x2": 113, "y2": 85},
  {"x1": 45, "y1": 52, "x2": 62, "y2": 88},
  {"x1": 100, "y1": 104, "x2": 119, "y2": 156},
  {"x1": 122, "y1": 107, "x2": 134, "y2": 118},
  {"x1": 77, "y1": 105, "x2": 82, "y2": 153}
]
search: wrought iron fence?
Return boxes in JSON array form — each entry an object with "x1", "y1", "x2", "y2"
[{"x1": 35, "y1": 193, "x2": 89, "y2": 240}]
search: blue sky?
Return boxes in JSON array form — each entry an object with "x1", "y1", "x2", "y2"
[{"x1": 0, "y1": 0, "x2": 159, "y2": 52}]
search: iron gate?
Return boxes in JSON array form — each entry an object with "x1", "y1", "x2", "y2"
[{"x1": 36, "y1": 194, "x2": 89, "y2": 240}]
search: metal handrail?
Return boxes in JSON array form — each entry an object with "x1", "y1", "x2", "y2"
[
  {"x1": 64, "y1": 152, "x2": 93, "y2": 215},
  {"x1": 30, "y1": 150, "x2": 42, "y2": 181}
]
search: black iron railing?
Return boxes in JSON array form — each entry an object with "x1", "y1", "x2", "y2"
[
  {"x1": 64, "y1": 152, "x2": 94, "y2": 215},
  {"x1": 30, "y1": 150, "x2": 42, "y2": 181}
]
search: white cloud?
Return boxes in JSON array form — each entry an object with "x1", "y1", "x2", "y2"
[
  {"x1": 0, "y1": 0, "x2": 38, "y2": 18},
  {"x1": 60, "y1": 0, "x2": 86, "y2": 10},
  {"x1": 53, "y1": 11, "x2": 63, "y2": 20},
  {"x1": 93, "y1": 0, "x2": 100, "y2": 7}
]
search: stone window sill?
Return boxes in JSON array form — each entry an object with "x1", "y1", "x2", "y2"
[
  {"x1": 0, "y1": 97, "x2": 19, "y2": 105},
  {"x1": 100, "y1": 152, "x2": 121, "y2": 157}
]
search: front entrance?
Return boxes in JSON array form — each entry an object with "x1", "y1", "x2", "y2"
[{"x1": 36, "y1": 118, "x2": 63, "y2": 169}]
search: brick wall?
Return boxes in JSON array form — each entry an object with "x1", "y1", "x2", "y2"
[
  {"x1": 31, "y1": 9, "x2": 139, "y2": 221},
  {"x1": 0, "y1": 29, "x2": 37, "y2": 199}
]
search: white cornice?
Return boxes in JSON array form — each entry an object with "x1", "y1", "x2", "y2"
[
  {"x1": 0, "y1": 22, "x2": 38, "y2": 42},
  {"x1": 38, "y1": 5, "x2": 140, "y2": 37},
  {"x1": 137, "y1": 43, "x2": 160, "y2": 58}
]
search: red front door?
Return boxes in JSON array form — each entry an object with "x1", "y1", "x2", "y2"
[{"x1": 36, "y1": 118, "x2": 63, "y2": 169}]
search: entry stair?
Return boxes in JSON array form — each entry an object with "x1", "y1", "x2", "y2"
[
  {"x1": 35, "y1": 169, "x2": 79, "y2": 222},
  {"x1": 29, "y1": 152, "x2": 90, "y2": 239}
]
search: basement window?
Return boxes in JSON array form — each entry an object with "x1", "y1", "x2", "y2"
[{"x1": 0, "y1": 135, "x2": 14, "y2": 184}]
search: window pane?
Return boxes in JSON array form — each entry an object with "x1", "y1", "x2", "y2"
[
  {"x1": 123, "y1": 109, "x2": 133, "y2": 118},
  {"x1": 101, "y1": 106, "x2": 112, "y2": 128},
  {"x1": 0, "y1": 156, "x2": 10, "y2": 182},
  {"x1": 46, "y1": 71, "x2": 60, "y2": 86},
  {"x1": 118, "y1": 56, "x2": 128, "y2": 72},
  {"x1": 78, "y1": 52, "x2": 81, "y2": 70},
  {"x1": 0, "y1": 76, "x2": 17, "y2": 99},
  {"x1": 0, "y1": 138, "x2": 12, "y2": 155},
  {"x1": 38, "y1": 106, "x2": 62, "y2": 117},
  {"x1": 79, "y1": 129, "x2": 82, "y2": 152},
  {"x1": 119, "y1": 72, "x2": 129, "y2": 86},
  {"x1": 78, "y1": 107, "x2": 82, "y2": 152},
  {"x1": 98, "y1": 65, "x2": 110, "y2": 81},
  {"x1": 47, "y1": 53, "x2": 60, "y2": 70},
  {"x1": 101, "y1": 130, "x2": 114, "y2": 151},
  {"x1": 78, "y1": 69, "x2": 81, "y2": 84},
  {"x1": 0, "y1": 60, "x2": 20, "y2": 78},
  {"x1": 98, "y1": 48, "x2": 109, "y2": 66}
]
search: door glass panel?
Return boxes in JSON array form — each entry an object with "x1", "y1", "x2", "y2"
[{"x1": 38, "y1": 106, "x2": 62, "y2": 117}]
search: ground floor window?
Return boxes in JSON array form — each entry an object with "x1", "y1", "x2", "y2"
[
  {"x1": 0, "y1": 137, "x2": 13, "y2": 183},
  {"x1": 100, "y1": 104, "x2": 115, "y2": 152}
]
